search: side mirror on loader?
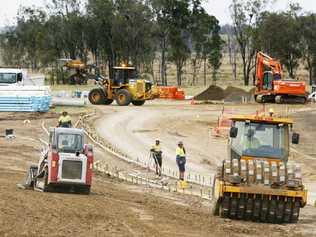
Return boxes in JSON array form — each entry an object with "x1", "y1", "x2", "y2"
[
  {"x1": 230, "y1": 127, "x2": 238, "y2": 138},
  {"x1": 292, "y1": 133, "x2": 300, "y2": 144}
]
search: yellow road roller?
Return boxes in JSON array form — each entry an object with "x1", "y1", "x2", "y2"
[{"x1": 212, "y1": 112, "x2": 307, "y2": 223}]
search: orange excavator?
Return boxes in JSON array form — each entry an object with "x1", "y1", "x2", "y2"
[{"x1": 254, "y1": 52, "x2": 306, "y2": 104}]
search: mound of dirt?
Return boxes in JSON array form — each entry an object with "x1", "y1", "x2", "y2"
[
  {"x1": 194, "y1": 85, "x2": 225, "y2": 100},
  {"x1": 224, "y1": 86, "x2": 251, "y2": 102},
  {"x1": 194, "y1": 85, "x2": 254, "y2": 102}
]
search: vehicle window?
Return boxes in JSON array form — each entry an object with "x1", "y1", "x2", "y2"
[
  {"x1": 57, "y1": 133, "x2": 83, "y2": 153},
  {"x1": 0, "y1": 73, "x2": 17, "y2": 83},
  {"x1": 231, "y1": 121, "x2": 289, "y2": 159}
]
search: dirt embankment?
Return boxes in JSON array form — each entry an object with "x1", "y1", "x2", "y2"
[{"x1": 194, "y1": 85, "x2": 254, "y2": 102}]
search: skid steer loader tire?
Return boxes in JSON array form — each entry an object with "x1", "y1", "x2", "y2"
[
  {"x1": 116, "y1": 89, "x2": 132, "y2": 106},
  {"x1": 41, "y1": 168, "x2": 51, "y2": 192}
]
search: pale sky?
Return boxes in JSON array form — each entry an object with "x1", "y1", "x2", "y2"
[{"x1": 0, "y1": 0, "x2": 315, "y2": 27}]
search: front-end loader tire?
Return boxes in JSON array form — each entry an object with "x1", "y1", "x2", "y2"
[
  {"x1": 116, "y1": 89, "x2": 132, "y2": 106},
  {"x1": 132, "y1": 100, "x2": 146, "y2": 106},
  {"x1": 88, "y1": 88, "x2": 106, "y2": 105}
]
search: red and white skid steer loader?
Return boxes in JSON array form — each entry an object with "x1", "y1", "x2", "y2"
[{"x1": 25, "y1": 127, "x2": 94, "y2": 194}]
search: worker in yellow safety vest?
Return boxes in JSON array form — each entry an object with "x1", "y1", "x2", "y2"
[
  {"x1": 58, "y1": 111, "x2": 72, "y2": 128},
  {"x1": 150, "y1": 139, "x2": 162, "y2": 176},
  {"x1": 176, "y1": 141, "x2": 186, "y2": 180}
]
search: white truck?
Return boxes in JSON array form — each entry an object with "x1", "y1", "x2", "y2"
[
  {"x1": 308, "y1": 92, "x2": 316, "y2": 102},
  {"x1": 0, "y1": 68, "x2": 26, "y2": 85}
]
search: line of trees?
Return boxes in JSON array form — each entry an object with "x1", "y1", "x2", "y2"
[
  {"x1": 230, "y1": 0, "x2": 316, "y2": 85},
  {"x1": 0, "y1": 0, "x2": 223, "y2": 86},
  {"x1": 1, "y1": 0, "x2": 315, "y2": 86}
]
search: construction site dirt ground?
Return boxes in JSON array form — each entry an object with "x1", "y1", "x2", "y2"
[{"x1": 0, "y1": 101, "x2": 316, "y2": 236}]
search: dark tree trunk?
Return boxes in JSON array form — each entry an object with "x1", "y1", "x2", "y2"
[
  {"x1": 203, "y1": 58, "x2": 207, "y2": 86},
  {"x1": 192, "y1": 58, "x2": 197, "y2": 86},
  {"x1": 242, "y1": 58, "x2": 249, "y2": 86},
  {"x1": 160, "y1": 36, "x2": 167, "y2": 86}
]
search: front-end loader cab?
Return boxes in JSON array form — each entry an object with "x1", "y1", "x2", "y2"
[
  {"x1": 112, "y1": 66, "x2": 137, "y2": 86},
  {"x1": 213, "y1": 114, "x2": 307, "y2": 223}
]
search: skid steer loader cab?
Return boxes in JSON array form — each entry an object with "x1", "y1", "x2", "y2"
[
  {"x1": 36, "y1": 128, "x2": 93, "y2": 194},
  {"x1": 213, "y1": 114, "x2": 307, "y2": 223}
]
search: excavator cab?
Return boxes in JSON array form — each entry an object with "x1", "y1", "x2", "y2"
[{"x1": 263, "y1": 71, "x2": 273, "y2": 90}]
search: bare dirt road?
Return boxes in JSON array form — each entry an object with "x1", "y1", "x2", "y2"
[
  {"x1": 95, "y1": 101, "x2": 316, "y2": 198},
  {"x1": 0, "y1": 104, "x2": 316, "y2": 236}
]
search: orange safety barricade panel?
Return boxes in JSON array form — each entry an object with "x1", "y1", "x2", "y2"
[
  {"x1": 157, "y1": 86, "x2": 185, "y2": 100},
  {"x1": 174, "y1": 89, "x2": 185, "y2": 100},
  {"x1": 212, "y1": 108, "x2": 234, "y2": 138}
]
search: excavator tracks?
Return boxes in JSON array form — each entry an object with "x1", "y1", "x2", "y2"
[
  {"x1": 215, "y1": 159, "x2": 305, "y2": 223},
  {"x1": 275, "y1": 95, "x2": 306, "y2": 104},
  {"x1": 255, "y1": 94, "x2": 306, "y2": 104}
]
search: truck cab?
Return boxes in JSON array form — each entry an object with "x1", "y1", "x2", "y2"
[{"x1": 0, "y1": 68, "x2": 24, "y2": 85}]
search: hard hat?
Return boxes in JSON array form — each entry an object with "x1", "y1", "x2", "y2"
[
  {"x1": 269, "y1": 108, "x2": 274, "y2": 114},
  {"x1": 178, "y1": 141, "x2": 183, "y2": 145},
  {"x1": 155, "y1": 138, "x2": 160, "y2": 142}
]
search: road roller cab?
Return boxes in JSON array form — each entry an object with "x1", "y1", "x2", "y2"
[
  {"x1": 213, "y1": 113, "x2": 307, "y2": 223},
  {"x1": 228, "y1": 114, "x2": 298, "y2": 163}
]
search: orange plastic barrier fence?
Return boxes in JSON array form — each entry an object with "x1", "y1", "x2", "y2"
[
  {"x1": 158, "y1": 86, "x2": 185, "y2": 100},
  {"x1": 212, "y1": 108, "x2": 234, "y2": 138}
]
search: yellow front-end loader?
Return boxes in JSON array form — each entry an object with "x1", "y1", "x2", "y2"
[
  {"x1": 88, "y1": 65, "x2": 158, "y2": 106},
  {"x1": 212, "y1": 113, "x2": 307, "y2": 223}
]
